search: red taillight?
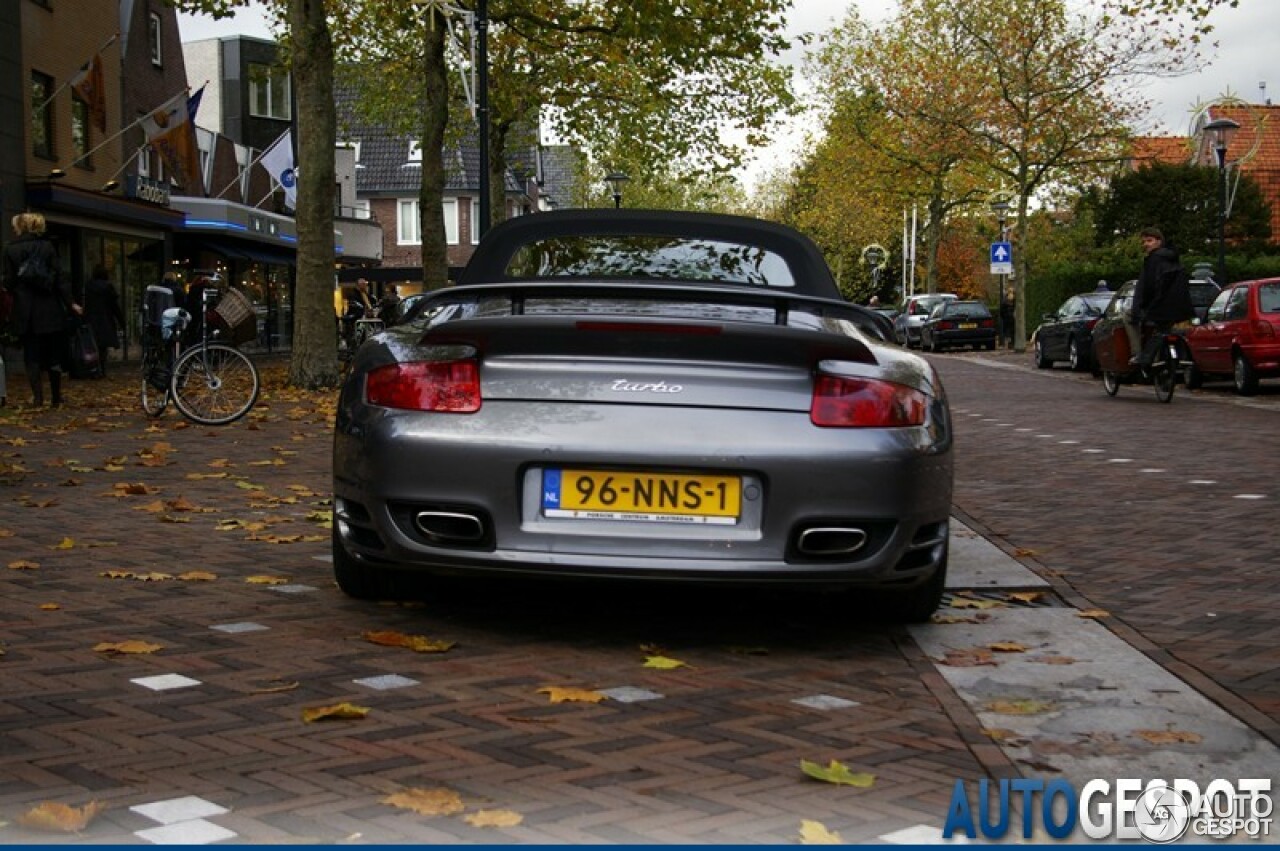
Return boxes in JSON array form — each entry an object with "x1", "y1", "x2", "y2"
[
  {"x1": 810, "y1": 375, "x2": 928, "y2": 427},
  {"x1": 939, "y1": 320, "x2": 956, "y2": 330},
  {"x1": 980, "y1": 318, "x2": 994, "y2": 328},
  {"x1": 365, "y1": 360, "x2": 481, "y2": 412}
]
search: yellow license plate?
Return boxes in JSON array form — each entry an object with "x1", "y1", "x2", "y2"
[
  {"x1": 959, "y1": 322, "x2": 977, "y2": 329},
  {"x1": 543, "y1": 469, "x2": 741, "y2": 523}
]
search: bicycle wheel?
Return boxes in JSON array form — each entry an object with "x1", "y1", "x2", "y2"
[
  {"x1": 140, "y1": 347, "x2": 169, "y2": 418},
  {"x1": 1152, "y1": 354, "x2": 1176, "y2": 404},
  {"x1": 170, "y1": 343, "x2": 260, "y2": 425},
  {"x1": 1102, "y1": 371, "x2": 1120, "y2": 396}
]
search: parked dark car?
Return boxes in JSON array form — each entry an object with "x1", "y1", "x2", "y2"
[
  {"x1": 333, "y1": 209, "x2": 954, "y2": 621},
  {"x1": 1184, "y1": 277, "x2": 1280, "y2": 395},
  {"x1": 920, "y1": 300, "x2": 997, "y2": 352},
  {"x1": 894, "y1": 293, "x2": 957, "y2": 348},
  {"x1": 1032, "y1": 292, "x2": 1112, "y2": 371},
  {"x1": 1188, "y1": 276, "x2": 1222, "y2": 323}
]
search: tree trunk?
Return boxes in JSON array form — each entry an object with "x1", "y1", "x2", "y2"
[
  {"x1": 287, "y1": 0, "x2": 339, "y2": 389},
  {"x1": 418, "y1": 11, "x2": 449, "y2": 290}
]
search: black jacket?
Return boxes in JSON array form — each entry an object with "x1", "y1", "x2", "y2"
[
  {"x1": 1135, "y1": 245, "x2": 1194, "y2": 324},
  {"x1": 2, "y1": 233, "x2": 73, "y2": 336},
  {"x1": 84, "y1": 276, "x2": 126, "y2": 349}
]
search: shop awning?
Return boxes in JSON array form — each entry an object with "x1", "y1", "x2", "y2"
[{"x1": 187, "y1": 238, "x2": 294, "y2": 266}]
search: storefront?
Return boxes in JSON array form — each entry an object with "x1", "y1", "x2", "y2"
[
  {"x1": 170, "y1": 197, "x2": 302, "y2": 353},
  {"x1": 24, "y1": 178, "x2": 184, "y2": 361}
]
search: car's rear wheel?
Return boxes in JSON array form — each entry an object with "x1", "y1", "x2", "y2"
[
  {"x1": 332, "y1": 525, "x2": 398, "y2": 600},
  {"x1": 875, "y1": 551, "x2": 947, "y2": 624},
  {"x1": 1034, "y1": 340, "x2": 1052, "y2": 369},
  {"x1": 1068, "y1": 337, "x2": 1084, "y2": 371},
  {"x1": 1102, "y1": 371, "x2": 1120, "y2": 396},
  {"x1": 1233, "y1": 352, "x2": 1259, "y2": 396}
]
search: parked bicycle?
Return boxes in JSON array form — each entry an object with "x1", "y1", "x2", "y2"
[
  {"x1": 338, "y1": 316, "x2": 384, "y2": 376},
  {"x1": 140, "y1": 285, "x2": 260, "y2": 425}
]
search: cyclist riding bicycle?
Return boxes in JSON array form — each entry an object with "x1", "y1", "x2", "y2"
[{"x1": 1126, "y1": 227, "x2": 1194, "y2": 368}]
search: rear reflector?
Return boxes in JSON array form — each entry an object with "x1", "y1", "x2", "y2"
[
  {"x1": 811, "y1": 375, "x2": 927, "y2": 427},
  {"x1": 365, "y1": 360, "x2": 481, "y2": 412}
]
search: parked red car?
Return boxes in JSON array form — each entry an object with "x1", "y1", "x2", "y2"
[{"x1": 1184, "y1": 277, "x2": 1280, "y2": 395}]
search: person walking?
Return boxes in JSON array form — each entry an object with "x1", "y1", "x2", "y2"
[
  {"x1": 999, "y1": 290, "x2": 1016, "y2": 349},
  {"x1": 1127, "y1": 227, "x2": 1193, "y2": 366},
  {"x1": 82, "y1": 264, "x2": 125, "y2": 375},
  {"x1": 2, "y1": 212, "x2": 82, "y2": 407}
]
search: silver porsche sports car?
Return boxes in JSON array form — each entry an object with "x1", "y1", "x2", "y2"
[{"x1": 333, "y1": 210, "x2": 953, "y2": 620}]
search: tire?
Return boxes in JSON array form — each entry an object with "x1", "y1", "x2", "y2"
[
  {"x1": 170, "y1": 343, "x2": 260, "y2": 426},
  {"x1": 1185, "y1": 363, "x2": 1203, "y2": 390},
  {"x1": 1102, "y1": 371, "x2": 1120, "y2": 396},
  {"x1": 332, "y1": 525, "x2": 398, "y2": 600},
  {"x1": 1153, "y1": 362, "x2": 1175, "y2": 403},
  {"x1": 1034, "y1": 340, "x2": 1052, "y2": 369},
  {"x1": 985, "y1": 340, "x2": 996, "y2": 351},
  {"x1": 1233, "y1": 352, "x2": 1259, "y2": 396},
  {"x1": 875, "y1": 546, "x2": 948, "y2": 624},
  {"x1": 140, "y1": 348, "x2": 169, "y2": 418},
  {"x1": 1068, "y1": 337, "x2": 1084, "y2": 371}
]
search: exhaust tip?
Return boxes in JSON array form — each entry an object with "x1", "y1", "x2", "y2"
[
  {"x1": 415, "y1": 510, "x2": 486, "y2": 544},
  {"x1": 797, "y1": 526, "x2": 868, "y2": 556}
]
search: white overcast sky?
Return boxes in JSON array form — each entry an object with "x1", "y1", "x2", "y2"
[{"x1": 180, "y1": 0, "x2": 1275, "y2": 186}]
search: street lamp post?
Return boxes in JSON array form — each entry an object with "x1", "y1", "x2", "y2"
[
  {"x1": 1202, "y1": 116, "x2": 1239, "y2": 284},
  {"x1": 604, "y1": 171, "x2": 629, "y2": 208},
  {"x1": 990, "y1": 198, "x2": 1011, "y2": 346}
]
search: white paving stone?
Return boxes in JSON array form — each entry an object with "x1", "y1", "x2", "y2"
[
  {"x1": 135, "y1": 819, "x2": 237, "y2": 845},
  {"x1": 879, "y1": 824, "x2": 970, "y2": 844},
  {"x1": 792, "y1": 694, "x2": 860, "y2": 711},
  {"x1": 599, "y1": 686, "x2": 664, "y2": 703},
  {"x1": 354, "y1": 674, "x2": 420, "y2": 690},
  {"x1": 209, "y1": 622, "x2": 269, "y2": 634},
  {"x1": 131, "y1": 674, "x2": 202, "y2": 691},
  {"x1": 266, "y1": 584, "x2": 319, "y2": 594},
  {"x1": 131, "y1": 796, "x2": 229, "y2": 825}
]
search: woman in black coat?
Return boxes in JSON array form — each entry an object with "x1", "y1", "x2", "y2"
[
  {"x1": 83, "y1": 263, "x2": 125, "y2": 374},
  {"x1": 2, "y1": 212, "x2": 82, "y2": 407}
]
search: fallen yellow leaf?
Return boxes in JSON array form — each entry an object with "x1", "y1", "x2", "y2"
[
  {"x1": 537, "y1": 686, "x2": 606, "y2": 704},
  {"x1": 362, "y1": 630, "x2": 455, "y2": 653},
  {"x1": 8, "y1": 559, "x2": 39, "y2": 570},
  {"x1": 1135, "y1": 729, "x2": 1202, "y2": 745},
  {"x1": 382, "y1": 788, "x2": 464, "y2": 817},
  {"x1": 245, "y1": 575, "x2": 290, "y2": 585},
  {"x1": 1077, "y1": 609, "x2": 1110, "y2": 619},
  {"x1": 799, "y1": 819, "x2": 843, "y2": 844},
  {"x1": 39, "y1": 603, "x2": 61, "y2": 611},
  {"x1": 1030, "y1": 654, "x2": 1078, "y2": 665},
  {"x1": 464, "y1": 809, "x2": 524, "y2": 828},
  {"x1": 988, "y1": 641, "x2": 1028, "y2": 653},
  {"x1": 301, "y1": 702, "x2": 370, "y2": 723},
  {"x1": 1006, "y1": 591, "x2": 1044, "y2": 604},
  {"x1": 94, "y1": 640, "x2": 163, "y2": 655},
  {"x1": 981, "y1": 728, "x2": 1021, "y2": 741},
  {"x1": 799, "y1": 759, "x2": 875, "y2": 787},
  {"x1": 178, "y1": 571, "x2": 217, "y2": 582},
  {"x1": 17, "y1": 800, "x2": 105, "y2": 833},
  {"x1": 643, "y1": 655, "x2": 688, "y2": 670}
]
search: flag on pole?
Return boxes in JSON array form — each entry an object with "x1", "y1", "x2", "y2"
[
  {"x1": 70, "y1": 53, "x2": 107, "y2": 132},
  {"x1": 260, "y1": 130, "x2": 297, "y2": 210},
  {"x1": 140, "y1": 90, "x2": 203, "y2": 193}
]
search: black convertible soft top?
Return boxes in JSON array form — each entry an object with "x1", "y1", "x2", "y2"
[{"x1": 458, "y1": 208, "x2": 842, "y2": 300}]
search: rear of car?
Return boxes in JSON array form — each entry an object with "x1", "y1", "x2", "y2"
[
  {"x1": 1185, "y1": 278, "x2": 1280, "y2": 394},
  {"x1": 895, "y1": 293, "x2": 957, "y2": 347},
  {"x1": 333, "y1": 210, "x2": 954, "y2": 620},
  {"x1": 923, "y1": 300, "x2": 996, "y2": 352}
]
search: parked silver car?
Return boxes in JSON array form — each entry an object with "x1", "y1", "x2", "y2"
[
  {"x1": 894, "y1": 293, "x2": 958, "y2": 348},
  {"x1": 333, "y1": 210, "x2": 955, "y2": 620}
]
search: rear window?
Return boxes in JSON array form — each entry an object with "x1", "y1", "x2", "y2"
[
  {"x1": 943, "y1": 303, "x2": 991, "y2": 319},
  {"x1": 1189, "y1": 281, "x2": 1221, "y2": 309},
  {"x1": 505, "y1": 234, "x2": 796, "y2": 288}
]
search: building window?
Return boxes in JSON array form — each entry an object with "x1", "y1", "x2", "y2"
[
  {"x1": 137, "y1": 146, "x2": 151, "y2": 178},
  {"x1": 470, "y1": 198, "x2": 480, "y2": 244},
  {"x1": 31, "y1": 71, "x2": 54, "y2": 159},
  {"x1": 398, "y1": 199, "x2": 420, "y2": 245},
  {"x1": 71, "y1": 97, "x2": 91, "y2": 167},
  {"x1": 248, "y1": 63, "x2": 291, "y2": 120},
  {"x1": 354, "y1": 199, "x2": 371, "y2": 220},
  {"x1": 407, "y1": 141, "x2": 422, "y2": 163},
  {"x1": 444, "y1": 198, "x2": 459, "y2": 245},
  {"x1": 149, "y1": 13, "x2": 163, "y2": 67}
]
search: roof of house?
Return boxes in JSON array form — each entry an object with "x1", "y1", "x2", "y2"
[{"x1": 1130, "y1": 135, "x2": 1192, "y2": 166}]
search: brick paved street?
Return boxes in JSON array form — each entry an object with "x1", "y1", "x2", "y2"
[{"x1": 0, "y1": 356, "x2": 1275, "y2": 844}]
